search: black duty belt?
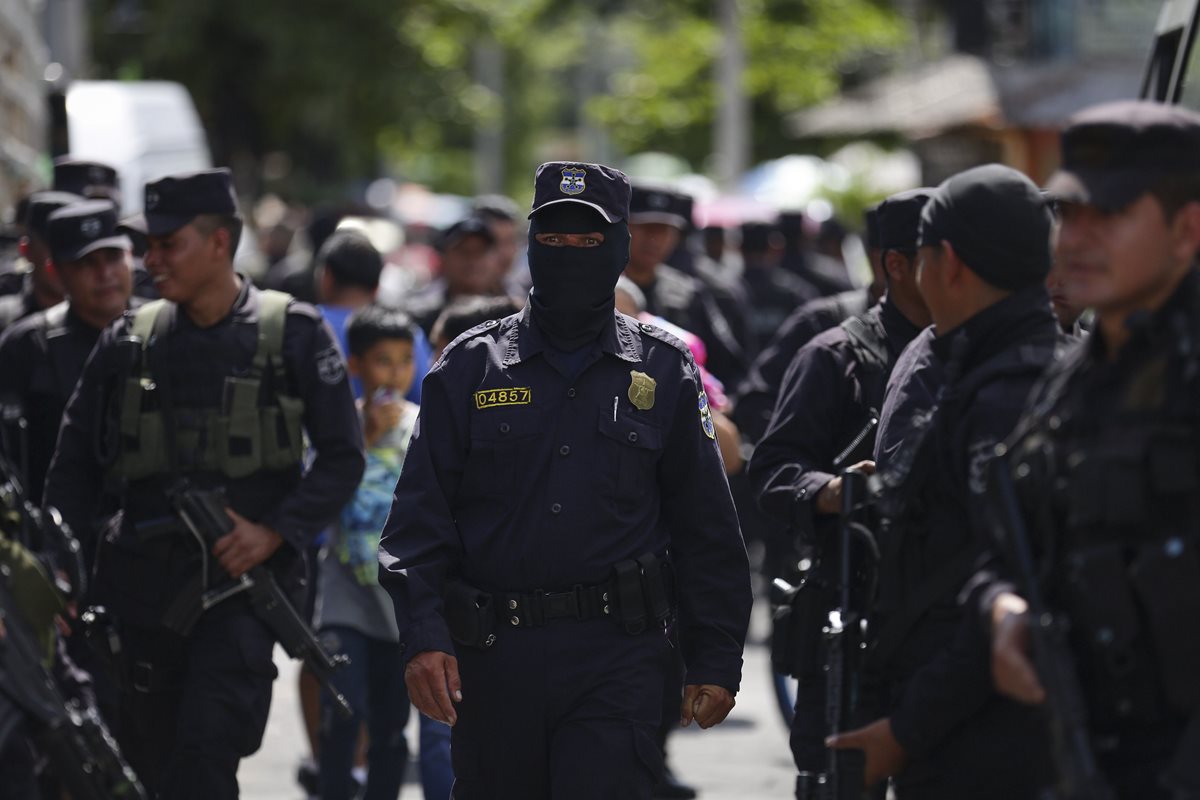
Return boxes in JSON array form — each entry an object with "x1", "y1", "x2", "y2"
[{"x1": 495, "y1": 582, "x2": 615, "y2": 629}]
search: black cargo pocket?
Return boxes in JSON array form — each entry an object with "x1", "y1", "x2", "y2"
[
  {"x1": 598, "y1": 412, "x2": 664, "y2": 502},
  {"x1": 1130, "y1": 537, "x2": 1200, "y2": 712},
  {"x1": 460, "y1": 407, "x2": 541, "y2": 500}
]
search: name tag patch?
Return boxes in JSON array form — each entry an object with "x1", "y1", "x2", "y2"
[{"x1": 474, "y1": 387, "x2": 532, "y2": 410}]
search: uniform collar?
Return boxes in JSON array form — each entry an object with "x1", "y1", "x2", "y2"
[
  {"x1": 1088, "y1": 266, "x2": 1200, "y2": 362},
  {"x1": 502, "y1": 304, "x2": 642, "y2": 366},
  {"x1": 930, "y1": 285, "x2": 1055, "y2": 368}
]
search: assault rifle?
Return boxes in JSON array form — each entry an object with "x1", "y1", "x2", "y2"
[
  {"x1": 0, "y1": 569, "x2": 146, "y2": 799},
  {"x1": 161, "y1": 483, "x2": 353, "y2": 718},
  {"x1": 797, "y1": 466, "x2": 879, "y2": 800},
  {"x1": 987, "y1": 448, "x2": 1116, "y2": 800}
]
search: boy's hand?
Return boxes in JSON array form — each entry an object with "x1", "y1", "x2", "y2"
[{"x1": 364, "y1": 397, "x2": 402, "y2": 447}]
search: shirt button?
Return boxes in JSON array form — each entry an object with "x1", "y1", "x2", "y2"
[
  {"x1": 567, "y1": 388, "x2": 577, "y2": 398},
  {"x1": 627, "y1": 432, "x2": 639, "y2": 443},
  {"x1": 559, "y1": 445, "x2": 571, "y2": 456},
  {"x1": 499, "y1": 423, "x2": 511, "y2": 434},
  {"x1": 550, "y1": 503, "x2": 562, "y2": 514}
]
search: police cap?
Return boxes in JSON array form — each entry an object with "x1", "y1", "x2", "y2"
[
  {"x1": 437, "y1": 216, "x2": 496, "y2": 253},
  {"x1": 1047, "y1": 100, "x2": 1200, "y2": 210},
  {"x1": 629, "y1": 184, "x2": 688, "y2": 229},
  {"x1": 46, "y1": 200, "x2": 131, "y2": 264},
  {"x1": 529, "y1": 162, "x2": 631, "y2": 224},
  {"x1": 52, "y1": 158, "x2": 120, "y2": 199},
  {"x1": 125, "y1": 168, "x2": 240, "y2": 237},
  {"x1": 919, "y1": 164, "x2": 1052, "y2": 292},
  {"x1": 877, "y1": 188, "x2": 933, "y2": 252},
  {"x1": 22, "y1": 191, "x2": 84, "y2": 240},
  {"x1": 864, "y1": 204, "x2": 881, "y2": 251}
]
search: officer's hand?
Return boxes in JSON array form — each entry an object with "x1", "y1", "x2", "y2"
[
  {"x1": 991, "y1": 592, "x2": 1045, "y2": 705},
  {"x1": 680, "y1": 684, "x2": 735, "y2": 729},
  {"x1": 405, "y1": 650, "x2": 462, "y2": 726},
  {"x1": 212, "y1": 509, "x2": 284, "y2": 578},
  {"x1": 363, "y1": 397, "x2": 402, "y2": 447},
  {"x1": 815, "y1": 460, "x2": 876, "y2": 515},
  {"x1": 826, "y1": 717, "x2": 907, "y2": 787}
]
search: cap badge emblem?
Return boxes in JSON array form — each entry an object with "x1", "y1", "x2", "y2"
[
  {"x1": 81, "y1": 218, "x2": 102, "y2": 238},
  {"x1": 88, "y1": 166, "x2": 105, "y2": 183},
  {"x1": 560, "y1": 167, "x2": 587, "y2": 196},
  {"x1": 145, "y1": 189, "x2": 159, "y2": 210}
]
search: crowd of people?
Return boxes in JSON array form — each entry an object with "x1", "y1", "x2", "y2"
[{"x1": 0, "y1": 94, "x2": 1195, "y2": 800}]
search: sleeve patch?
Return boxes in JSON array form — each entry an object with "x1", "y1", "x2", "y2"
[
  {"x1": 698, "y1": 391, "x2": 716, "y2": 440},
  {"x1": 316, "y1": 346, "x2": 347, "y2": 385}
]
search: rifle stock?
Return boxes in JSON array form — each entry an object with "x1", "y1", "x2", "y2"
[{"x1": 169, "y1": 485, "x2": 354, "y2": 718}]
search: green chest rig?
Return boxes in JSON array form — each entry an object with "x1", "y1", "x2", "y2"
[{"x1": 112, "y1": 290, "x2": 305, "y2": 482}]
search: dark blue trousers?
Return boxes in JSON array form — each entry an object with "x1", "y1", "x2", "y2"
[
  {"x1": 450, "y1": 618, "x2": 669, "y2": 800},
  {"x1": 318, "y1": 626, "x2": 411, "y2": 800}
]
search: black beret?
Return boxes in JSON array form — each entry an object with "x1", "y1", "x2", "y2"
[
  {"x1": 124, "y1": 168, "x2": 240, "y2": 237},
  {"x1": 529, "y1": 162, "x2": 631, "y2": 224},
  {"x1": 919, "y1": 164, "x2": 1052, "y2": 292},
  {"x1": 46, "y1": 199, "x2": 131, "y2": 263},
  {"x1": 1047, "y1": 100, "x2": 1200, "y2": 210},
  {"x1": 877, "y1": 189, "x2": 933, "y2": 252}
]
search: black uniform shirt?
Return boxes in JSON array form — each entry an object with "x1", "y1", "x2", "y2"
[
  {"x1": 0, "y1": 275, "x2": 43, "y2": 333},
  {"x1": 0, "y1": 303, "x2": 119, "y2": 504},
  {"x1": 748, "y1": 296, "x2": 921, "y2": 539},
  {"x1": 44, "y1": 280, "x2": 364, "y2": 622},
  {"x1": 874, "y1": 288, "x2": 1060, "y2": 756},
  {"x1": 731, "y1": 288, "x2": 871, "y2": 445},
  {"x1": 636, "y1": 263, "x2": 747, "y2": 389},
  {"x1": 741, "y1": 266, "x2": 820, "y2": 354},
  {"x1": 378, "y1": 306, "x2": 753, "y2": 692}
]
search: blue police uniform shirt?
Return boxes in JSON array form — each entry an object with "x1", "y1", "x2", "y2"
[
  {"x1": 318, "y1": 303, "x2": 431, "y2": 403},
  {"x1": 378, "y1": 306, "x2": 752, "y2": 692}
]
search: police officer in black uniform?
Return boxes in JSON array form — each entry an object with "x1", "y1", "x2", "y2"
[
  {"x1": 988, "y1": 101, "x2": 1200, "y2": 800},
  {"x1": 0, "y1": 192, "x2": 77, "y2": 329},
  {"x1": 0, "y1": 200, "x2": 137, "y2": 506},
  {"x1": 624, "y1": 184, "x2": 748, "y2": 388},
  {"x1": 380, "y1": 161, "x2": 752, "y2": 800},
  {"x1": 43, "y1": 168, "x2": 364, "y2": 799},
  {"x1": 827, "y1": 165, "x2": 1060, "y2": 798},
  {"x1": 747, "y1": 189, "x2": 931, "y2": 796}
]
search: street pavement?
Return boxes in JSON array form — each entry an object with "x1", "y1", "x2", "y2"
[{"x1": 239, "y1": 603, "x2": 796, "y2": 798}]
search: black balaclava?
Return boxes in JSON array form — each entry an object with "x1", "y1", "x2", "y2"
[{"x1": 527, "y1": 203, "x2": 630, "y2": 351}]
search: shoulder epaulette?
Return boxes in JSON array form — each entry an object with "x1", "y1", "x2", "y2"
[
  {"x1": 437, "y1": 317, "x2": 504, "y2": 364},
  {"x1": 633, "y1": 318, "x2": 693, "y2": 360}
]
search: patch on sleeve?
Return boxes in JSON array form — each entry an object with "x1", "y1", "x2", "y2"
[
  {"x1": 474, "y1": 387, "x2": 532, "y2": 410},
  {"x1": 316, "y1": 346, "x2": 347, "y2": 386},
  {"x1": 967, "y1": 437, "x2": 998, "y2": 496},
  {"x1": 698, "y1": 391, "x2": 716, "y2": 440}
]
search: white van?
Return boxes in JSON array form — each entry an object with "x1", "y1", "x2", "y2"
[{"x1": 62, "y1": 80, "x2": 211, "y2": 215}]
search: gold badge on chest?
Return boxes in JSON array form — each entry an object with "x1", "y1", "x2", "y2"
[{"x1": 628, "y1": 370, "x2": 656, "y2": 411}]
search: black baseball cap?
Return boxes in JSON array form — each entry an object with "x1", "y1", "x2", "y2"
[
  {"x1": 528, "y1": 162, "x2": 631, "y2": 224},
  {"x1": 629, "y1": 184, "x2": 688, "y2": 228},
  {"x1": 1047, "y1": 100, "x2": 1200, "y2": 211},
  {"x1": 22, "y1": 191, "x2": 84, "y2": 239},
  {"x1": 438, "y1": 216, "x2": 496, "y2": 253},
  {"x1": 877, "y1": 188, "x2": 934, "y2": 252},
  {"x1": 46, "y1": 200, "x2": 131, "y2": 264},
  {"x1": 739, "y1": 221, "x2": 779, "y2": 252},
  {"x1": 123, "y1": 168, "x2": 240, "y2": 237},
  {"x1": 52, "y1": 158, "x2": 120, "y2": 198}
]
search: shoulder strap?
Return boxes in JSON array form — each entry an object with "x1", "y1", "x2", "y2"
[
  {"x1": 253, "y1": 289, "x2": 292, "y2": 381},
  {"x1": 131, "y1": 300, "x2": 168, "y2": 352},
  {"x1": 40, "y1": 304, "x2": 70, "y2": 338}
]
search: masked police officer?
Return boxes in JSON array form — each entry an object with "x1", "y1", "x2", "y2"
[
  {"x1": 43, "y1": 168, "x2": 364, "y2": 799},
  {"x1": 748, "y1": 189, "x2": 932, "y2": 796},
  {"x1": 829, "y1": 165, "x2": 1061, "y2": 799},
  {"x1": 0, "y1": 200, "x2": 137, "y2": 507},
  {"x1": 988, "y1": 101, "x2": 1200, "y2": 799},
  {"x1": 380, "y1": 162, "x2": 752, "y2": 800}
]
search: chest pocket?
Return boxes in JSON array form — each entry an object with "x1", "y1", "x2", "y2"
[
  {"x1": 597, "y1": 412, "x2": 664, "y2": 503},
  {"x1": 461, "y1": 406, "x2": 542, "y2": 500}
]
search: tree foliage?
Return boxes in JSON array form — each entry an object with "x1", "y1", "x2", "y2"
[{"x1": 89, "y1": 0, "x2": 905, "y2": 202}]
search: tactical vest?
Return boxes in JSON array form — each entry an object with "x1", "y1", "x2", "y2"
[
  {"x1": 111, "y1": 289, "x2": 305, "y2": 482},
  {"x1": 1012, "y1": 330, "x2": 1200, "y2": 728}
]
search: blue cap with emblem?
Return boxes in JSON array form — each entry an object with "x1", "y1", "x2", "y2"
[
  {"x1": 528, "y1": 162, "x2": 631, "y2": 224},
  {"x1": 46, "y1": 199, "x2": 132, "y2": 263},
  {"x1": 122, "y1": 168, "x2": 241, "y2": 237}
]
